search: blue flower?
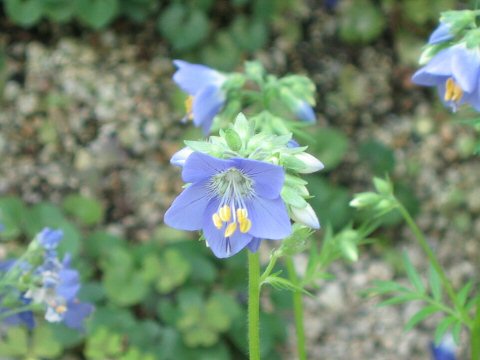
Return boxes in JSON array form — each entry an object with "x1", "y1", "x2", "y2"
[
  {"x1": 164, "y1": 152, "x2": 292, "y2": 258},
  {"x1": 412, "y1": 44, "x2": 480, "y2": 112},
  {"x1": 37, "y1": 228, "x2": 63, "y2": 250},
  {"x1": 430, "y1": 334, "x2": 456, "y2": 360},
  {"x1": 429, "y1": 22, "x2": 454, "y2": 45},
  {"x1": 173, "y1": 60, "x2": 227, "y2": 135},
  {"x1": 294, "y1": 100, "x2": 316, "y2": 123}
]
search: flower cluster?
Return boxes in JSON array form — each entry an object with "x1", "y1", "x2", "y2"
[
  {"x1": 0, "y1": 228, "x2": 93, "y2": 330},
  {"x1": 172, "y1": 60, "x2": 317, "y2": 135},
  {"x1": 165, "y1": 113, "x2": 323, "y2": 258},
  {"x1": 412, "y1": 10, "x2": 480, "y2": 112}
]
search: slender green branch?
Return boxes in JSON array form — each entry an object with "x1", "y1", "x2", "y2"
[
  {"x1": 286, "y1": 257, "x2": 307, "y2": 360},
  {"x1": 396, "y1": 203, "x2": 472, "y2": 327},
  {"x1": 248, "y1": 252, "x2": 261, "y2": 360},
  {"x1": 471, "y1": 299, "x2": 480, "y2": 359},
  {"x1": 259, "y1": 253, "x2": 279, "y2": 284}
]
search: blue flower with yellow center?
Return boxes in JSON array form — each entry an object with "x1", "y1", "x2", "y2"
[
  {"x1": 173, "y1": 60, "x2": 227, "y2": 134},
  {"x1": 164, "y1": 152, "x2": 292, "y2": 258},
  {"x1": 412, "y1": 44, "x2": 480, "y2": 112}
]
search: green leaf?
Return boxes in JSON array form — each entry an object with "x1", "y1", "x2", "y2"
[
  {"x1": 75, "y1": 0, "x2": 119, "y2": 29},
  {"x1": 359, "y1": 140, "x2": 396, "y2": 176},
  {"x1": 402, "y1": 252, "x2": 425, "y2": 294},
  {"x1": 0, "y1": 196, "x2": 28, "y2": 239},
  {"x1": 85, "y1": 327, "x2": 123, "y2": 359},
  {"x1": 377, "y1": 294, "x2": 419, "y2": 307},
  {"x1": 457, "y1": 281, "x2": 473, "y2": 307},
  {"x1": 262, "y1": 275, "x2": 310, "y2": 295},
  {"x1": 310, "y1": 128, "x2": 348, "y2": 171},
  {"x1": 4, "y1": 0, "x2": 43, "y2": 27},
  {"x1": 434, "y1": 316, "x2": 456, "y2": 345},
  {"x1": 452, "y1": 320, "x2": 462, "y2": 344},
  {"x1": 371, "y1": 280, "x2": 410, "y2": 294},
  {"x1": 339, "y1": 0, "x2": 385, "y2": 43},
  {"x1": 428, "y1": 265, "x2": 442, "y2": 302},
  {"x1": 43, "y1": 0, "x2": 75, "y2": 22},
  {"x1": 404, "y1": 306, "x2": 438, "y2": 331},
  {"x1": 155, "y1": 249, "x2": 191, "y2": 294},
  {"x1": 230, "y1": 16, "x2": 268, "y2": 52},
  {"x1": 157, "y1": 4, "x2": 209, "y2": 51},
  {"x1": 63, "y1": 194, "x2": 104, "y2": 225},
  {"x1": 31, "y1": 325, "x2": 63, "y2": 357},
  {"x1": 0, "y1": 326, "x2": 28, "y2": 356}
]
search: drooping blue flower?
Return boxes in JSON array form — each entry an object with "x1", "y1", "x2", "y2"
[
  {"x1": 37, "y1": 228, "x2": 63, "y2": 250},
  {"x1": 294, "y1": 100, "x2": 316, "y2": 123},
  {"x1": 164, "y1": 152, "x2": 292, "y2": 258},
  {"x1": 173, "y1": 60, "x2": 227, "y2": 135},
  {"x1": 429, "y1": 22, "x2": 454, "y2": 45},
  {"x1": 430, "y1": 334, "x2": 456, "y2": 360},
  {"x1": 412, "y1": 44, "x2": 480, "y2": 112}
]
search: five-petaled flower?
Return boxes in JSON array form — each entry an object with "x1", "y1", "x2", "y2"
[
  {"x1": 412, "y1": 44, "x2": 480, "y2": 112},
  {"x1": 164, "y1": 152, "x2": 292, "y2": 258},
  {"x1": 173, "y1": 60, "x2": 227, "y2": 134}
]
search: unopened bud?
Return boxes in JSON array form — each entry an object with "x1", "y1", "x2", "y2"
[
  {"x1": 290, "y1": 203, "x2": 320, "y2": 229},
  {"x1": 295, "y1": 153, "x2": 324, "y2": 174}
]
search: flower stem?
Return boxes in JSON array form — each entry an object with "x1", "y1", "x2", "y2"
[
  {"x1": 248, "y1": 251, "x2": 261, "y2": 360},
  {"x1": 286, "y1": 257, "x2": 307, "y2": 360},
  {"x1": 0, "y1": 305, "x2": 33, "y2": 321},
  {"x1": 471, "y1": 300, "x2": 480, "y2": 359},
  {"x1": 396, "y1": 203, "x2": 471, "y2": 326}
]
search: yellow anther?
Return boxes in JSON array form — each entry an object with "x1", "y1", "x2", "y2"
[
  {"x1": 445, "y1": 78, "x2": 463, "y2": 102},
  {"x1": 219, "y1": 205, "x2": 232, "y2": 222},
  {"x1": 185, "y1": 96, "x2": 194, "y2": 120},
  {"x1": 224, "y1": 222, "x2": 237, "y2": 237},
  {"x1": 236, "y1": 208, "x2": 248, "y2": 222},
  {"x1": 239, "y1": 218, "x2": 252, "y2": 233},
  {"x1": 212, "y1": 213, "x2": 223, "y2": 229},
  {"x1": 55, "y1": 305, "x2": 67, "y2": 314}
]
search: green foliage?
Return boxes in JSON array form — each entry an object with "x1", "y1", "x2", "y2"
[
  {"x1": 1, "y1": 0, "x2": 304, "y2": 70},
  {"x1": 369, "y1": 252, "x2": 473, "y2": 345},
  {"x1": 339, "y1": 0, "x2": 386, "y2": 44},
  {"x1": 0, "y1": 195, "x2": 289, "y2": 359}
]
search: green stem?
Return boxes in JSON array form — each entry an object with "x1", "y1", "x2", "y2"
[
  {"x1": 286, "y1": 257, "x2": 307, "y2": 360},
  {"x1": 471, "y1": 299, "x2": 480, "y2": 359},
  {"x1": 397, "y1": 203, "x2": 472, "y2": 326},
  {"x1": 259, "y1": 254, "x2": 278, "y2": 284},
  {"x1": 248, "y1": 252, "x2": 261, "y2": 360}
]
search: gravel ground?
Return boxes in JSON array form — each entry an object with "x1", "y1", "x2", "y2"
[{"x1": 0, "y1": 4, "x2": 479, "y2": 360}]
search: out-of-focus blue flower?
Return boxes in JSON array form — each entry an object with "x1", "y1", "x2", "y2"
[
  {"x1": 430, "y1": 334, "x2": 456, "y2": 360},
  {"x1": 429, "y1": 22, "x2": 454, "y2": 45},
  {"x1": 170, "y1": 147, "x2": 193, "y2": 167},
  {"x1": 164, "y1": 152, "x2": 292, "y2": 258},
  {"x1": 294, "y1": 100, "x2": 316, "y2": 123},
  {"x1": 173, "y1": 60, "x2": 227, "y2": 135},
  {"x1": 412, "y1": 44, "x2": 480, "y2": 112},
  {"x1": 37, "y1": 228, "x2": 63, "y2": 250}
]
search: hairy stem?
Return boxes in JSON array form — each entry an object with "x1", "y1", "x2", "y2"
[
  {"x1": 286, "y1": 257, "x2": 307, "y2": 360},
  {"x1": 248, "y1": 252, "x2": 261, "y2": 360}
]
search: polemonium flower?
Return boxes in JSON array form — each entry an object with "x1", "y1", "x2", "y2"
[
  {"x1": 294, "y1": 100, "x2": 316, "y2": 123},
  {"x1": 37, "y1": 228, "x2": 63, "y2": 250},
  {"x1": 412, "y1": 44, "x2": 480, "y2": 112},
  {"x1": 430, "y1": 333, "x2": 456, "y2": 360},
  {"x1": 429, "y1": 22, "x2": 453, "y2": 45},
  {"x1": 164, "y1": 152, "x2": 292, "y2": 258},
  {"x1": 173, "y1": 60, "x2": 227, "y2": 134}
]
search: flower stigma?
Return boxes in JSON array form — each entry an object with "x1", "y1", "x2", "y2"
[{"x1": 209, "y1": 168, "x2": 254, "y2": 237}]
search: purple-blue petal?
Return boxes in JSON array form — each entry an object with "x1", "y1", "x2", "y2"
[
  {"x1": 173, "y1": 60, "x2": 225, "y2": 95},
  {"x1": 428, "y1": 23, "x2": 453, "y2": 45},
  {"x1": 192, "y1": 85, "x2": 225, "y2": 134},
  {"x1": 451, "y1": 45, "x2": 480, "y2": 93},
  {"x1": 63, "y1": 301, "x2": 94, "y2": 330},
  {"x1": 170, "y1": 147, "x2": 193, "y2": 167},
  {"x1": 295, "y1": 101, "x2": 316, "y2": 123},
  {"x1": 57, "y1": 268, "x2": 81, "y2": 301},
  {"x1": 246, "y1": 197, "x2": 291, "y2": 240},
  {"x1": 182, "y1": 152, "x2": 233, "y2": 183},
  {"x1": 164, "y1": 180, "x2": 213, "y2": 231},
  {"x1": 246, "y1": 238, "x2": 262, "y2": 252},
  {"x1": 38, "y1": 228, "x2": 63, "y2": 249},
  {"x1": 232, "y1": 158, "x2": 285, "y2": 200},
  {"x1": 202, "y1": 200, "x2": 253, "y2": 258}
]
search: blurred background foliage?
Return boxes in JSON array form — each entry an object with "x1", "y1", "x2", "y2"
[{"x1": 0, "y1": 0, "x2": 478, "y2": 358}]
